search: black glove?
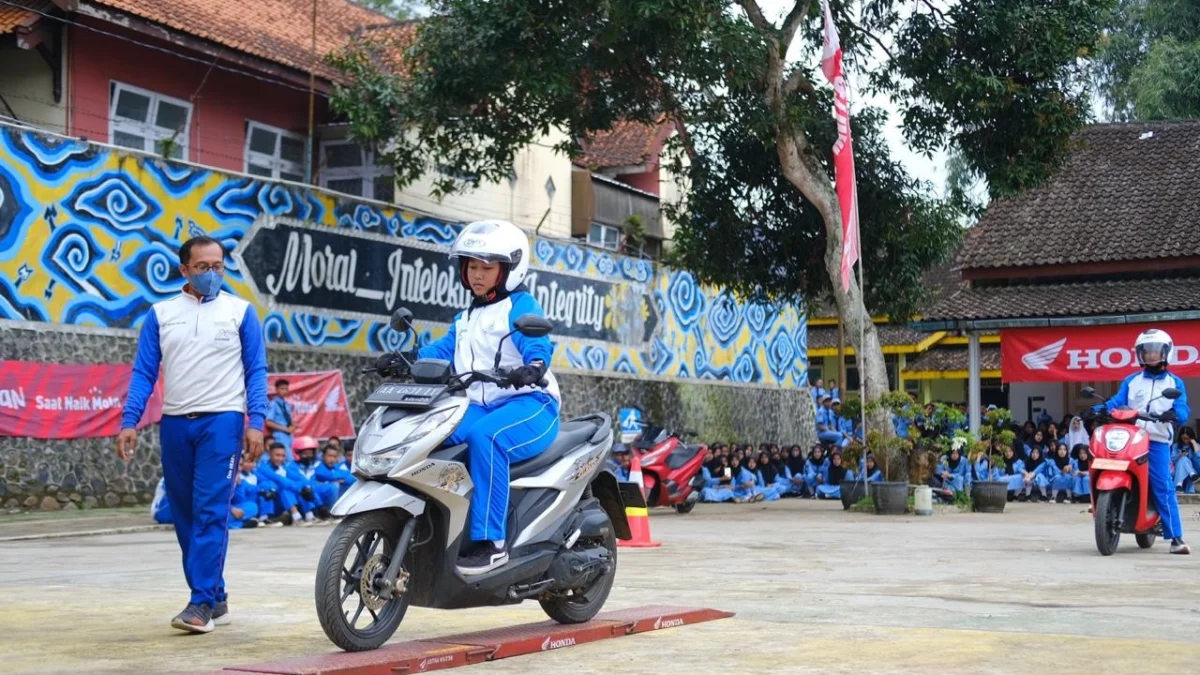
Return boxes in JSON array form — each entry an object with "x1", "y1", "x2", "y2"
[
  {"x1": 300, "y1": 485, "x2": 315, "y2": 501},
  {"x1": 1158, "y1": 409, "x2": 1177, "y2": 423},
  {"x1": 374, "y1": 350, "x2": 416, "y2": 376},
  {"x1": 506, "y1": 361, "x2": 547, "y2": 388}
]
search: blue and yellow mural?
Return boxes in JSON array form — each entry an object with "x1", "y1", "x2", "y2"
[{"x1": 0, "y1": 125, "x2": 807, "y2": 386}]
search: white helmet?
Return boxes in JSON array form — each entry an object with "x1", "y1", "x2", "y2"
[
  {"x1": 449, "y1": 220, "x2": 530, "y2": 293},
  {"x1": 1134, "y1": 328, "x2": 1173, "y2": 370}
]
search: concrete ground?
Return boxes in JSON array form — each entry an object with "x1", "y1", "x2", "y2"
[{"x1": 3, "y1": 499, "x2": 1199, "y2": 675}]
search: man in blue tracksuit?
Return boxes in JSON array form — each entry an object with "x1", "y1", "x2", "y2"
[
  {"x1": 1105, "y1": 328, "x2": 1191, "y2": 555},
  {"x1": 117, "y1": 235, "x2": 268, "y2": 633}
]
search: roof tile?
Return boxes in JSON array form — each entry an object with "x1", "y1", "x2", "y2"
[
  {"x1": 576, "y1": 118, "x2": 666, "y2": 169},
  {"x1": 90, "y1": 0, "x2": 397, "y2": 79},
  {"x1": 961, "y1": 120, "x2": 1200, "y2": 270},
  {"x1": 923, "y1": 276, "x2": 1200, "y2": 322},
  {"x1": 0, "y1": 0, "x2": 51, "y2": 34},
  {"x1": 808, "y1": 324, "x2": 930, "y2": 350},
  {"x1": 905, "y1": 346, "x2": 1001, "y2": 373}
]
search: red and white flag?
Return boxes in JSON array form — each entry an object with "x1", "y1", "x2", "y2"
[{"x1": 818, "y1": 0, "x2": 861, "y2": 292}]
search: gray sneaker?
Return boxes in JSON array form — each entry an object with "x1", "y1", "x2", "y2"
[
  {"x1": 170, "y1": 603, "x2": 213, "y2": 634},
  {"x1": 213, "y1": 601, "x2": 231, "y2": 626},
  {"x1": 1170, "y1": 539, "x2": 1191, "y2": 555}
]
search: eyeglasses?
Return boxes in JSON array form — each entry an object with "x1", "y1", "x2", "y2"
[{"x1": 190, "y1": 262, "x2": 226, "y2": 274}]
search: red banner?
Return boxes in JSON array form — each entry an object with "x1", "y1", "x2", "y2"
[
  {"x1": 1001, "y1": 321, "x2": 1200, "y2": 382},
  {"x1": 267, "y1": 370, "x2": 356, "y2": 440},
  {"x1": 819, "y1": 0, "x2": 861, "y2": 292},
  {"x1": 0, "y1": 361, "x2": 164, "y2": 439}
]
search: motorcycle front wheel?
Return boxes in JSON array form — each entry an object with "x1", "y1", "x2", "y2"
[
  {"x1": 1094, "y1": 490, "x2": 1122, "y2": 556},
  {"x1": 674, "y1": 501, "x2": 696, "y2": 515},
  {"x1": 315, "y1": 511, "x2": 410, "y2": 652},
  {"x1": 1135, "y1": 532, "x2": 1157, "y2": 549}
]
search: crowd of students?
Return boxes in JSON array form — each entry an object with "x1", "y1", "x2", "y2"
[{"x1": 152, "y1": 436, "x2": 356, "y2": 528}]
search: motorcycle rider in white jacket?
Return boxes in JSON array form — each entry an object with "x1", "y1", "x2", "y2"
[
  {"x1": 1105, "y1": 329, "x2": 1191, "y2": 554},
  {"x1": 378, "y1": 220, "x2": 561, "y2": 575}
]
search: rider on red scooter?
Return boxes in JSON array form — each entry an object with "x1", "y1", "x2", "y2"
[{"x1": 1100, "y1": 329, "x2": 1191, "y2": 555}]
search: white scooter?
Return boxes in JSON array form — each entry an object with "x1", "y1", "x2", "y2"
[{"x1": 314, "y1": 308, "x2": 633, "y2": 652}]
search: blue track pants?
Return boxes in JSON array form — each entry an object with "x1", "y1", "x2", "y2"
[
  {"x1": 160, "y1": 411, "x2": 243, "y2": 607},
  {"x1": 446, "y1": 393, "x2": 559, "y2": 543},
  {"x1": 1149, "y1": 441, "x2": 1184, "y2": 540}
]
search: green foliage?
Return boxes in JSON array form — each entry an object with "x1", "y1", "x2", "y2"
[
  {"x1": 327, "y1": 0, "x2": 1106, "y2": 314},
  {"x1": 622, "y1": 214, "x2": 646, "y2": 253},
  {"x1": 353, "y1": 0, "x2": 418, "y2": 20},
  {"x1": 852, "y1": 495, "x2": 875, "y2": 513},
  {"x1": 840, "y1": 394, "x2": 862, "y2": 423},
  {"x1": 1095, "y1": 0, "x2": 1200, "y2": 120}
]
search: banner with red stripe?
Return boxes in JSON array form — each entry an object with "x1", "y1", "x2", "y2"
[{"x1": 0, "y1": 361, "x2": 164, "y2": 439}]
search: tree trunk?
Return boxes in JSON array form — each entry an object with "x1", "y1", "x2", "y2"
[{"x1": 774, "y1": 131, "x2": 893, "y2": 438}]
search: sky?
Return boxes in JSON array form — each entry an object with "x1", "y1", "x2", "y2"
[{"x1": 759, "y1": 0, "x2": 950, "y2": 194}]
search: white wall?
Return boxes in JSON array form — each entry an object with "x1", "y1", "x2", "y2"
[
  {"x1": 394, "y1": 129, "x2": 575, "y2": 238},
  {"x1": 658, "y1": 130, "x2": 688, "y2": 243},
  {"x1": 0, "y1": 45, "x2": 67, "y2": 133}
]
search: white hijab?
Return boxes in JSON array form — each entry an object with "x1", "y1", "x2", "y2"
[{"x1": 1065, "y1": 416, "x2": 1089, "y2": 450}]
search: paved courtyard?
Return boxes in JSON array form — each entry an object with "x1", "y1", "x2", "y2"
[{"x1": 3, "y1": 499, "x2": 1199, "y2": 674}]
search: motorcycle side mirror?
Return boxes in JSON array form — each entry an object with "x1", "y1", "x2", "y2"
[
  {"x1": 390, "y1": 308, "x2": 414, "y2": 333},
  {"x1": 514, "y1": 314, "x2": 553, "y2": 337},
  {"x1": 1163, "y1": 387, "x2": 1182, "y2": 400},
  {"x1": 1080, "y1": 386, "x2": 1097, "y2": 399}
]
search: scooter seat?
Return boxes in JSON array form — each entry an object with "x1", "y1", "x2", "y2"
[{"x1": 510, "y1": 419, "x2": 601, "y2": 480}]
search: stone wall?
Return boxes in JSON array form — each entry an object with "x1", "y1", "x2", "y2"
[{"x1": 0, "y1": 322, "x2": 815, "y2": 511}]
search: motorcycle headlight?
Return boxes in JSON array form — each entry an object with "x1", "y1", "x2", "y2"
[
  {"x1": 1104, "y1": 428, "x2": 1131, "y2": 453},
  {"x1": 352, "y1": 407, "x2": 458, "y2": 477}
]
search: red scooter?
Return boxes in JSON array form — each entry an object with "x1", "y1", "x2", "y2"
[
  {"x1": 629, "y1": 423, "x2": 708, "y2": 514},
  {"x1": 1081, "y1": 385, "x2": 1181, "y2": 556}
]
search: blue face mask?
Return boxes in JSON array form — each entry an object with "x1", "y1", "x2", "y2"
[{"x1": 189, "y1": 270, "x2": 223, "y2": 299}]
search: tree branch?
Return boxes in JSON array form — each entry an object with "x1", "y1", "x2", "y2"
[
  {"x1": 779, "y1": 0, "x2": 814, "y2": 53},
  {"x1": 917, "y1": 0, "x2": 953, "y2": 26},
  {"x1": 783, "y1": 67, "x2": 819, "y2": 101},
  {"x1": 739, "y1": 0, "x2": 773, "y2": 33},
  {"x1": 843, "y1": 16, "x2": 895, "y2": 61}
]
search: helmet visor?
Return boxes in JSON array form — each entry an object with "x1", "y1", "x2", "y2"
[{"x1": 1136, "y1": 341, "x2": 1170, "y2": 365}]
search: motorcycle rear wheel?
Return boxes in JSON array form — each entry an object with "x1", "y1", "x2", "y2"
[
  {"x1": 315, "y1": 511, "x2": 410, "y2": 651},
  {"x1": 674, "y1": 501, "x2": 696, "y2": 515},
  {"x1": 1094, "y1": 491, "x2": 1122, "y2": 556},
  {"x1": 540, "y1": 512, "x2": 617, "y2": 624}
]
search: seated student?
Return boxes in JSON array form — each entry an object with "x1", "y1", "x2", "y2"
[
  {"x1": 803, "y1": 445, "x2": 831, "y2": 497},
  {"x1": 747, "y1": 456, "x2": 782, "y2": 501},
  {"x1": 974, "y1": 443, "x2": 1003, "y2": 483},
  {"x1": 1170, "y1": 429, "x2": 1198, "y2": 494},
  {"x1": 933, "y1": 446, "x2": 970, "y2": 499},
  {"x1": 816, "y1": 451, "x2": 854, "y2": 500},
  {"x1": 151, "y1": 478, "x2": 172, "y2": 525},
  {"x1": 729, "y1": 456, "x2": 766, "y2": 504},
  {"x1": 291, "y1": 436, "x2": 336, "y2": 521},
  {"x1": 236, "y1": 453, "x2": 281, "y2": 528},
  {"x1": 1178, "y1": 426, "x2": 1200, "y2": 476},
  {"x1": 256, "y1": 442, "x2": 312, "y2": 527},
  {"x1": 860, "y1": 453, "x2": 883, "y2": 483},
  {"x1": 229, "y1": 455, "x2": 260, "y2": 530},
  {"x1": 1000, "y1": 446, "x2": 1027, "y2": 501},
  {"x1": 1020, "y1": 446, "x2": 1051, "y2": 502},
  {"x1": 1049, "y1": 443, "x2": 1075, "y2": 503},
  {"x1": 1071, "y1": 444, "x2": 1092, "y2": 502},
  {"x1": 768, "y1": 452, "x2": 800, "y2": 496},
  {"x1": 786, "y1": 445, "x2": 809, "y2": 495},
  {"x1": 315, "y1": 444, "x2": 356, "y2": 500},
  {"x1": 756, "y1": 451, "x2": 791, "y2": 497},
  {"x1": 700, "y1": 456, "x2": 736, "y2": 503},
  {"x1": 614, "y1": 449, "x2": 633, "y2": 482}
]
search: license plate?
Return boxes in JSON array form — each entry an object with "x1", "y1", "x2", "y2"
[
  {"x1": 364, "y1": 382, "x2": 447, "y2": 408},
  {"x1": 1092, "y1": 458, "x2": 1130, "y2": 471}
]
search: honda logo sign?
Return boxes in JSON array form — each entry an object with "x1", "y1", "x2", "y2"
[{"x1": 1001, "y1": 321, "x2": 1200, "y2": 382}]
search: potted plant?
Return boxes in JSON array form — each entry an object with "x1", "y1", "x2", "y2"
[{"x1": 970, "y1": 408, "x2": 1015, "y2": 513}]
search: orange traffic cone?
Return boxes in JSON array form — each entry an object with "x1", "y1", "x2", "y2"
[{"x1": 618, "y1": 451, "x2": 661, "y2": 548}]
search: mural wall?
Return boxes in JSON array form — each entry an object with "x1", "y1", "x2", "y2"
[{"x1": 0, "y1": 125, "x2": 808, "y2": 386}]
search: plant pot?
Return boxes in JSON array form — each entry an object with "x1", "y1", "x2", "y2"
[
  {"x1": 839, "y1": 480, "x2": 867, "y2": 510},
  {"x1": 971, "y1": 480, "x2": 1008, "y2": 513},
  {"x1": 871, "y1": 482, "x2": 908, "y2": 515}
]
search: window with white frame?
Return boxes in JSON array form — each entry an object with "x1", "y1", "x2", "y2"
[
  {"x1": 109, "y1": 82, "x2": 192, "y2": 160},
  {"x1": 319, "y1": 140, "x2": 395, "y2": 202},
  {"x1": 588, "y1": 223, "x2": 620, "y2": 251},
  {"x1": 244, "y1": 121, "x2": 306, "y2": 182}
]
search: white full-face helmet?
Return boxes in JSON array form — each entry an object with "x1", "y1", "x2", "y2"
[
  {"x1": 449, "y1": 220, "x2": 530, "y2": 293},
  {"x1": 1134, "y1": 328, "x2": 1174, "y2": 372}
]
